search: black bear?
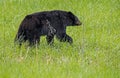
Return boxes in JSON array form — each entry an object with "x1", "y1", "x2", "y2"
[{"x1": 15, "y1": 10, "x2": 82, "y2": 46}]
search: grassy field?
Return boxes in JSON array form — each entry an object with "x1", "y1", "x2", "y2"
[{"x1": 0, "y1": 0, "x2": 120, "y2": 78}]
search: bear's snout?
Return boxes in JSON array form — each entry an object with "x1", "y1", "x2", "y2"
[{"x1": 76, "y1": 20, "x2": 82, "y2": 26}]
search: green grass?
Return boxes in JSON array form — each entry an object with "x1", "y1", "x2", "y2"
[{"x1": 0, "y1": 0, "x2": 120, "y2": 78}]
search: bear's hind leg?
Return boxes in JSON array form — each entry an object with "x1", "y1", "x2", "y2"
[{"x1": 28, "y1": 34, "x2": 40, "y2": 46}]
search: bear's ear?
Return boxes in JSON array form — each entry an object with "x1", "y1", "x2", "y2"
[
  {"x1": 68, "y1": 11, "x2": 73, "y2": 15},
  {"x1": 67, "y1": 11, "x2": 75, "y2": 20},
  {"x1": 25, "y1": 15, "x2": 32, "y2": 19}
]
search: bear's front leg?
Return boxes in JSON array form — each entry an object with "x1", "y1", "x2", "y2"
[
  {"x1": 46, "y1": 35, "x2": 54, "y2": 45},
  {"x1": 56, "y1": 33, "x2": 73, "y2": 44},
  {"x1": 65, "y1": 34, "x2": 73, "y2": 44},
  {"x1": 46, "y1": 26, "x2": 56, "y2": 45}
]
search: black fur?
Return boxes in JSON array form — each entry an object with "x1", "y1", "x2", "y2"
[{"x1": 15, "y1": 10, "x2": 82, "y2": 46}]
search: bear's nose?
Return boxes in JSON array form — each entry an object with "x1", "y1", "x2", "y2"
[{"x1": 76, "y1": 21, "x2": 82, "y2": 25}]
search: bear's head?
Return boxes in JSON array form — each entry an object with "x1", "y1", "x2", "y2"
[{"x1": 67, "y1": 12, "x2": 82, "y2": 26}]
